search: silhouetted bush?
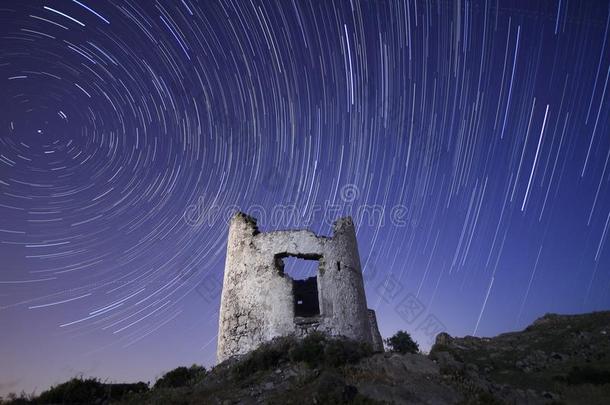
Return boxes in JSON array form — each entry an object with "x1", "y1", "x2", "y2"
[
  {"x1": 33, "y1": 378, "x2": 149, "y2": 404},
  {"x1": 36, "y1": 378, "x2": 106, "y2": 404},
  {"x1": 385, "y1": 330, "x2": 419, "y2": 354},
  {"x1": 154, "y1": 364, "x2": 207, "y2": 389},
  {"x1": 107, "y1": 382, "x2": 149, "y2": 398}
]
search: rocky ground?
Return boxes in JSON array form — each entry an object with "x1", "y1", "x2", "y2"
[
  {"x1": 116, "y1": 311, "x2": 610, "y2": 404},
  {"x1": 429, "y1": 311, "x2": 610, "y2": 404},
  {"x1": 7, "y1": 311, "x2": 610, "y2": 404},
  {"x1": 119, "y1": 350, "x2": 462, "y2": 404}
]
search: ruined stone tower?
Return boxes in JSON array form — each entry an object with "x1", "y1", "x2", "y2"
[{"x1": 217, "y1": 212, "x2": 383, "y2": 362}]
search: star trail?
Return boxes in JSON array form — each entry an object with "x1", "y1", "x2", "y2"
[{"x1": 1, "y1": 0, "x2": 610, "y2": 396}]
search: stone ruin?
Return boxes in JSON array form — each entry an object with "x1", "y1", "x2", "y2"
[{"x1": 217, "y1": 212, "x2": 383, "y2": 362}]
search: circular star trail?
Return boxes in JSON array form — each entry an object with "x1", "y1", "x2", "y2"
[{"x1": 1, "y1": 0, "x2": 610, "y2": 394}]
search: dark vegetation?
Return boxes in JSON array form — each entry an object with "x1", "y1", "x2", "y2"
[
  {"x1": 4, "y1": 313, "x2": 610, "y2": 404},
  {"x1": 152, "y1": 364, "x2": 206, "y2": 389},
  {"x1": 0, "y1": 378, "x2": 149, "y2": 404},
  {"x1": 2, "y1": 333, "x2": 376, "y2": 404},
  {"x1": 430, "y1": 311, "x2": 610, "y2": 404},
  {"x1": 234, "y1": 331, "x2": 373, "y2": 379},
  {"x1": 1, "y1": 365, "x2": 204, "y2": 404},
  {"x1": 384, "y1": 330, "x2": 419, "y2": 354}
]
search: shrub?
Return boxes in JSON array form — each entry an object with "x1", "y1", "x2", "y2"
[
  {"x1": 154, "y1": 364, "x2": 206, "y2": 389},
  {"x1": 234, "y1": 336, "x2": 295, "y2": 379},
  {"x1": 36, "y1": 378, "x2": 107, "y2": 404},
  {"x1": 288, "y1": 332, "x2": 326, "y2": 366},
  {"x1": 107, "y1": 382, "x2": 149, "y2": 398},
  {"x1": 288, "y1": 332, "x2": 372, "y2": 368},
  {"x1": 20, "y1": 379, "x2": 148, "y2": 404},
  {"x1": 233, "y1": 333, "x2": 374, "y2": 380},
  {"x1": 385, "y1": 331, "x2": 419, "y2": 354},
  {"x1": 289, "y1": 332, "x2": 373, "y2": 367},
  {"x1": 322, "y1": 337, "x2": 373, "y2": 367}
]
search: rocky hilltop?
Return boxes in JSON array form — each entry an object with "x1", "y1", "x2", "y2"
[
  {"x1": 429, "y1": 310, "x2": 610, "y2": 404},
  {"x1": 119, "y1": 311, "x2": 610, "y2": 404},
  {"x1": 6, "y1": 311, "x2": 610, "y2": 404}
]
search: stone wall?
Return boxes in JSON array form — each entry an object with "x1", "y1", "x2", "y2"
[
  {"x1": 368, "y1": 309, "x2": 384, "y2": 352},
  {"x1": 217, "y1": 212, "x2": 382, "y2": 362}
]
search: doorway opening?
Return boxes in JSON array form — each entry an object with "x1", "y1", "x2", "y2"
[{"x1": 275, "y1": 254, "x2": 321, "y2": 318}]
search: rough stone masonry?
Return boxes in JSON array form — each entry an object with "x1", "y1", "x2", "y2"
[{"x1": 217, "y1": 212, "x2": 383, "y2": 362}]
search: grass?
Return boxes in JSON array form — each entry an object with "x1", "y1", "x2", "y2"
[
  {"x1": 153, "y1": 364, "x2": 206, "y2": 389},
  {"x1": 233, "y1": 332, "x2": 373, "y2": 380}
]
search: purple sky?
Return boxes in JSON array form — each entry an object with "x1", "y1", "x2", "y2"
[{"x1": 1, "y1": 0, "x2": 610, "y2": 397}]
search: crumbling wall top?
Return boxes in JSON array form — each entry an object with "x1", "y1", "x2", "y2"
[{"x1": 230, "y1": 211, "x2": 355, "y2": 240}]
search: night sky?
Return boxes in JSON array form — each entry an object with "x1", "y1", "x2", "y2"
[{"x1": 1, "y1": 0, "x2": 610, "y2": 397}]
